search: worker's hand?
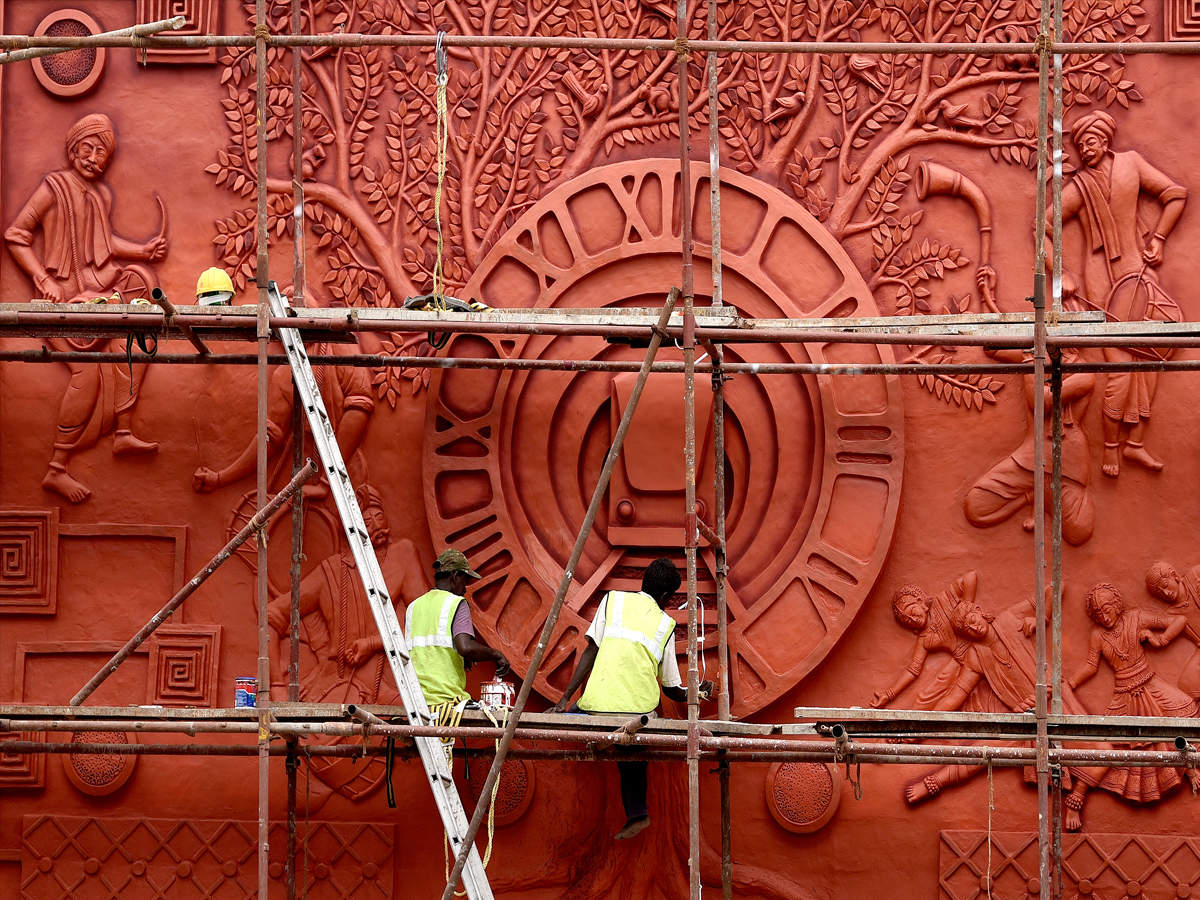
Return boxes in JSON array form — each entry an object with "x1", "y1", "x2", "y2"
[
  {"x1": 192, "y1": 466, "x2": 221, "y2": 493},
  {"x1": 550, "y1": 698, "x2": 571, "y2": 714},
  {"x1": 698, "y1": 680, "x2": 715, "y2": 701},
  {"x1": 493, "y1": 650, "x2": 510, "y2": 678}
]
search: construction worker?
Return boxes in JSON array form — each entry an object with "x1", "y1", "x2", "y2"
[
  {"x1": 407, "y1": 549, "x2": 509, "y2": 708},
  {"x1": 551, "y1": 557, "x2": 713, "y2": 840},
  {"x1": 195, "y1": 267, "x2": 234, "y2": 305}
]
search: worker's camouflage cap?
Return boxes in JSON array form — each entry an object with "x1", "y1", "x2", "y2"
[{"x1": 434, "y1": 548, "x2": 481, "y2": 579}]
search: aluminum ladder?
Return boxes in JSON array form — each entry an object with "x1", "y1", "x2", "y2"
[{"x1": 269, "y1": 283, "x2": 494, "y2": 900}]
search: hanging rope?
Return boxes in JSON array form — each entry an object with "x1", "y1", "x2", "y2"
[
  {"x1": 432, "y1": 30, "x2": 450, "y2": 312},
  {"x1": 436, "y1": 697, "x2": 504, "y2": 896}
]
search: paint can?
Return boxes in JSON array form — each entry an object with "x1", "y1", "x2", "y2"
[
  {"x1": 480, "y1": 677, "x2": 514, "y2": 711},
  {"x1": 234, "y1": 676, "x2": 257, "y2": 708}
]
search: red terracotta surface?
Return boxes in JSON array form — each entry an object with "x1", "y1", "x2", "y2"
[{"x1": 1, "y1": 0, "x2": 1200, "y2": 896}]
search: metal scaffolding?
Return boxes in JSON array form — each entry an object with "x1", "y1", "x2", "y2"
[{"x1": 1, "y1": 5, "x2": 1199, "y2": 900}]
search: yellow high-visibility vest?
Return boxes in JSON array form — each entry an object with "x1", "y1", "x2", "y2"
[
  {"x1": 406, "y1": 588, "x2": 469, "y2": 706},
  {"x1": 579, "y1": 590, "x2": 675, "y2": 714}
]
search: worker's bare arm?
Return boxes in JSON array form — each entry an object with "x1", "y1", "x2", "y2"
[
  {"x1": 453, "y1": 633, "x2": 510, "y2": 676},
  {"x1": 550, "y1": 639, "x2": 599, "y2": 712}
]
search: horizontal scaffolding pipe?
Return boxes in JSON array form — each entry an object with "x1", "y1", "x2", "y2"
[
  {"x1": 0, "y1": 16, "x2": 184, "y2": 65},
  {"x1": 9, "y1": 307, "x2": 1200, "y2": 351},
  {"x1": 0, "y1": 736, "x2": 1195, "y2": 768},
  {"x1": 6, "y1": 348, "x2": 1200, "y2": 377},
  {"x1": 5, "y1": 715, "x2": 1200, "y2": 767},
  {"x1": 0, "y1": 30, "x2": 1197, "y2": 57}
]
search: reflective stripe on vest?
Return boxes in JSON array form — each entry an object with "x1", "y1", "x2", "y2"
[
  {"x1": 407, "y1": 589, "x2": 469, "y2": 706},
  {"x1": 578, "y1": 590, "x2": 675, "y2": 714}
]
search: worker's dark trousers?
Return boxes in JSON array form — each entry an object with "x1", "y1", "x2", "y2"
[{"x1": 617, "y1": 760, "x2": 649, "y2": 820}]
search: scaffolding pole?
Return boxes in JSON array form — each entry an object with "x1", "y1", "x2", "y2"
[
  {"x1": 2, "y1": 29, "x2": 1199, "y2": 57},
  {"x1": 3, "y1": 7, "x2": 1199, "y2": 893}
]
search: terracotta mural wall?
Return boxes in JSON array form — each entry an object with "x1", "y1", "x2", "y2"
[{"x1": 2, "y1": 0, "x2": 1200, "y2": 895}]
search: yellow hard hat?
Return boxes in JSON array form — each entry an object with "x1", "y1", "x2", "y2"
[{"x1": 196, "y1": 267, "x2": 235, "y2": 305}]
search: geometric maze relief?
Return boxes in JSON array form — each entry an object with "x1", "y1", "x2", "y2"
[
  {"x1": 1165, "y1": 0, "x2": 1200, "y2": 39},
  {"x1": 146, "y1": 626, "x2": 221, "y2": 708},
  {"x1": 0, "y1": 510, "x2": 58, "y2": 615},
  {"x1": 20, "y1": 817, "x2": 394, "y2": 899},
  {"x1": 135, "y1": 0, "x2": 220, "y2": 62},
  {"x1": 940, "y1": 831, "x2": 1200, "y2": 899},
  {"x1": 0, "y1": 733, "x2": 45, "y2": 791}
]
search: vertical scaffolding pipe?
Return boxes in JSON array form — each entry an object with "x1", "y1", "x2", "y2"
[
  {"x1": 675, "y1": 1, "x2": 702, "y2": 897},
  {"x1": 1050, "y1": 1, "x2": 1065, "y2": 890},
  {"x1": 441, "y1": 290, "x2": 680, "y2": 900},
  {"x1": 1032, "y1": 4, "x2": 1053, "y2": 895},
  {"x1": 285, "y1": 6, "x2": 306, "y2": 895},
  {"x1": 705, "y1": 0, "x2": 732, "y2": 894},
  {"x1": 1050, "y1": 354, "x2": 1064, "y2": 900},
  {"x1": 253, "y1": 0, "x2": 272, "y2": 893}
]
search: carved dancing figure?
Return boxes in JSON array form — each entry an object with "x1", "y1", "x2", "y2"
[
  {"x1": 965, "y1": 347, "x2": 1095, "y2": 545},
  {"x1": 1145, "y1": 561, "x2": 1200, "y2": 697},
  {"x1": 1053, "y1": 110, "x2": 1187, "y2": 478},
  {"x1": 1059, "y1": 583, "x2": 1198, "y2": 825},
  {"x1": 4, "y1": 114, "x2": 168, "y2": 503},
  {"x1": 870, "y1": 571, "x2": 976, "y2": 709},
  {"x1": 901, "y1": 592, "x2": 1121, "y2": 830}
]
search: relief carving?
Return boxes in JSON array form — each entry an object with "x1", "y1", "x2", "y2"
[
  {"x1": 875, "y1": 574, "x2": 1200, "y2": 832},
  {"x1": 193, "y1": 331, "x2": 375, "y2": 498},
  {"x1": 1060, "y1": 582, "x2": 1199, "y2": 828},
  {"x1": 265, "y1": 484, "x2": 425, "y2": 804},
  {"x1": 940, "y1": 831, "x2": 1200, "y2": 899},
  {"x1": 1055, "y1": 111, "x2": 1187, "y2": 478},
  {"x1": 0, "y1": 509, "x2": 59, "y2": 615},
  {"x1": 965, "y1": 347, "x2": 1096, "y2": 545},
  {"x1": 423, "y1": 160, "x2": 904, "y2": 716},
  {"x1": 4, "y1": 114, "x2": 167, "y2": 504},
  {"x1": 20, "y1": 817, "x2": 395, "y2": 898}
]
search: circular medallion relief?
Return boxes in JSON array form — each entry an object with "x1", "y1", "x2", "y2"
[
  {"x1": 62, "y1": 730, "x2": 136, "y2": 796},
  {"x1": 32, "y1": 10, "x2": 106, "y2": 99},
  {"x1": 465, "y1": 756, "x2": 536, "y2": 827},
  {"x1": 765, "y1": 761, "x2": 842, "y2": 833},
  {"x1": 423, "y1": 159, "x2": 903, "y2": 716}
]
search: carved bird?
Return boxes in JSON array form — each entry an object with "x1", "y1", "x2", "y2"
[
  {"x1": 847, "y1": 54, "x2": 884, "y2": 93},
  {"x1": 933, "y1": 99, "x2": 987, "y2": 130},
  {"x1": 764, "y1": 92, "x2": 807, "y2": 124},
  {"x1": 563, "y1": 71, "x2": 609, "y2": 118}
]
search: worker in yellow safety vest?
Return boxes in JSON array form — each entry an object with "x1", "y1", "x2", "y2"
[
  {"x1": 407, "y1": 548, "x2": 509, "y2": 707},
  {"x1": 552, "y1": 557, "x2": 713, "y2": 840}
]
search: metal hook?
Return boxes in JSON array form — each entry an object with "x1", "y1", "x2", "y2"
[{"x1": 435, "y1": 30, "x2": 448, "y2": 85}]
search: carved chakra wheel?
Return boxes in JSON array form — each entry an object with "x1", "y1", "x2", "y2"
[{"x1": 422, "y1": 160, "x2": 904, "y2": 716}]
